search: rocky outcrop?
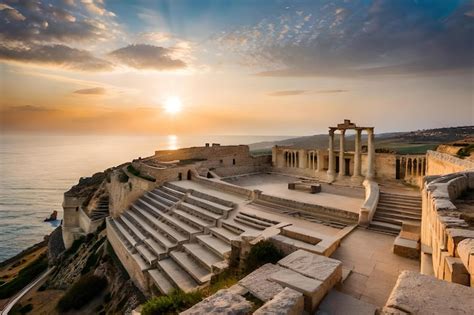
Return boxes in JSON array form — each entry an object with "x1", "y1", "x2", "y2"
[{"x1": 47, "y1": 226, "x2": 65, "y2": 265}]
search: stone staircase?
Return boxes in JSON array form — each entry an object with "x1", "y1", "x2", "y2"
[
  {"x1": 369, "y1": 192, "x2": 422, "y2": 235},
  {"x1": 107, "y1": 181, "x2": 283, "y2": 294},
  {"x1": 90, "y1": 196, "x2": 109, "y2": 221}
]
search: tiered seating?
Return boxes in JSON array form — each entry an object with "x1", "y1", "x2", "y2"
[
  {"x1": 107, "y1": 181, "x2": 240, "y2": 295},
  {"x1": 90, "y1": 196, "x2": 110, "y2": 221},
  {"x1": 233, "y1": 211, "x2": 279, "y2": 230}
]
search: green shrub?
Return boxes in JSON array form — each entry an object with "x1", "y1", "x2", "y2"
[
  {"x1": 244, "y1": 241, "x2": 283, "y2": 274},
  {"x1": 56, "y1": 274, "x2": 107, "y2": 312},
  {"x1": 0, "y1": 255, "x2": 48, "y2": 299},
  {"x1": 141, "y1": 289, "x2": 203, "y2": 315},
  {"x1": 118, "y1": 170, "x2": 129, "y2": 183}
]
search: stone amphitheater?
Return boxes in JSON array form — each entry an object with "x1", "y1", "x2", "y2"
[{"x1": 62, "y1": 120, "x2": 474, "y2": 314}]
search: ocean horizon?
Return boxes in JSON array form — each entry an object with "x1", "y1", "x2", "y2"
[{"x1": 0, "y1": 134, "x2": 289, "y2": 262}]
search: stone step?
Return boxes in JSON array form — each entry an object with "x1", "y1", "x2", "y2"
[
  {"x1": 128, "y1": 208, "x2": 166, "y2": 239},
  {"x1": 179, "y1": 202, "x2": 221, "y2": 222},
  {"x1": 183, "y1": 243, "x2": 222, "y2": 271},
  {"x1": 144, "y1": 238, "x2": 167, "y2": 259},
  {"x1": 170, "y1": 250, "x2": 212, "y2": 284},
  {"x1": 121, "y1": 214, "x2": 147, "y2": 241},
  {"x1": 239, "y1": 211, "x2": 280, "y2": 225},
  {"x1": 185, "y1": 195, "x2": 233, "y2": 216},
  {"x1": 132, "y1": 253, "x2": 150, "y2": 271},
  {"x1": 113, "y1": 219, "x2": 138, "y2": 247},
  {"x1": 222, "y1": 221, "x2": 248, "y2": 234},
  {"x1": 235, "y1": 214, "x2": 273, "y2": 228},
  {"x1": 142, "y1": 194, "x2": 169, "y2": 210},
  {"x1": 148, "y1": 269, "x2": 175, "y2": 295},
  {"x1": 159, "y1": 186, "x2": 185, "y2": 199},
  {"x1": 137, "y1": 244, "x2": 157, "y2": 265},
  {"x1": 209, "y1": 226, "x2": 240, "y2": 244},
  {"x1": 130, "y1": 207, "x2": 177, "y2": 249},
  {"x1": 369, "y1": 220, "x2": 402, "y2": 233},
  {"x1": 380, "y1": 192, "x2": 421, "y2": 200},
  {"x1": 373, "y1": 215, "x2": 420, "y2": 226},
  {"x1": 377, "y1": 200, "x2": 421, "y2": 211},
  {"x1": 146, "y1": 191, "x2": 173, "y2": 207},
  {"x1": 376, "y1": 205, "x2": 421, "y2": 215},
  {"x1": 375, "y1": 211, "x2": 421, "y2": 221},
  {"x1": 196, "y1": 234, "x2": 231, "y2": 259},
  {"x1": 173, "y1": 209, "x2": 212, "y2": 230},
  {"x1": 138, "y1": 200, "x2": 201, "y2": 237},
  {"x1": 191, "y1": 190, "x2": 234, "y2": 208},
  {"x1": 133, "y1": 205, "x2": 188, "y2": 244},
  {"x1": 164, "y1": 182, "x2": 189, "y2": 194},
  {"x1": 234, "y1": 217, "x2": 266, "y2": 230},
  {"x1": 158, "y1": 258, "x2": 199, "y2": 293},
  {"x1": 253, "y1": 199, "x2": 355, "y2": 226}
]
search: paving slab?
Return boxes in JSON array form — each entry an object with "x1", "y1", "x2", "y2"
[
  {"x1": 254, "y1": 287, "x2": 304, "y2": 315},
  {"x1": 238, "y1": 263, "x2": 285, "y2": 302},
  {"x1": 317, "y1": 289, "x2": 377, "y2": 315}
]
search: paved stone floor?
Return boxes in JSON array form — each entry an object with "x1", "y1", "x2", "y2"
[
  {"x1": 331, "y1": 228, "x2": 419, "y2": 308},
  {"x1": 223, "y1": 173, "x2": 363, "y2": 213}
]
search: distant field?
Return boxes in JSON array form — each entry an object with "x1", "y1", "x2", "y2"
[{"x1": 381, "y1": 143, "x2": 439, "y2": 154}]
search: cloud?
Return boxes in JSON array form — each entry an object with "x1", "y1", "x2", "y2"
[
  {"x1": 316, "y1": 89, "x2": 347, "y2": 94},
  {"x1": 73, "y1": 87, "x2": 106, "y2": 95},
  {"x1": 0, "y1": 44, "x2": 113, "y2": 71},
  {"x1": 214, "y1": 1, "x2": 474, "y2": 77},
  {"x1": 268, "y1": 90, "x2": 307, "y2": 96},
  {"x1": 108, "y1": 44, "x2": 186, "y2": 70}
]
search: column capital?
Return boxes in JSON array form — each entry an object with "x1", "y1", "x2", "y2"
[
  {"x1": 329, "y1": 128, "x2": 336, "y2": 136},
  {"x1": 366, "y1": 127, "x2": 375, "y2": 134}
]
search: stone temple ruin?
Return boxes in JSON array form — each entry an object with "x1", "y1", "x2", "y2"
[{"x1": 62, "y1": 120, "x2": 474, "y2": 314}]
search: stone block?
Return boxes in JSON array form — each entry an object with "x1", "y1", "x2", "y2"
[
  {"x1": 447, "y1": 229, "x2": 474, "y2": 256},
  {"x1": 269, "y1": 268, "x2": 325, "y2": 312},
  {"x1": 399, "y1": 230, "x2": 420, "y2": 242},
  {"x1": 457, "y1": 238, "x2": 474, "y2": 275},
  {"x1": 238, "y1": 263, "x2": 284, "y2": 302},
  {"x1": 281, "y1": 225, "x2": 323, "y2": 245},
  {"x1": 393, "y1": 236, "x2": 420, "y2": 259},
  {"x1": 277, "y1": 249, "x2": 342, "y2": 291},
  {"x1": 436, "y1": 251, "x2": 449, "y2": 279},
  {"x1": 401, "y1": 221, "x2": 421, "y2": 234},
  {"x1": 384, "y1": 270, "x2": 474, "y2": 314},
  {"x1": 317, "y1": 290, "x2": 378, "y2": 315},
  {"x1": 443, "y1": 256, "x2": 469, "y2": 285},
  {"x1": 181, "y1": 289, "x2": 253, "y2": 315},
  {"x1": 254, "y1": 287, "x2": 304, "y2": 315}
]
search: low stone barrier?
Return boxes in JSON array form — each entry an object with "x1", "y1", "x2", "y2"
[
  {"x1": 420, "y1": 170, "x2": 474, "y2": 286},
  {"x1": 358, "y1": 179, "x2": 379, "y2": 226},
  {"x1": 426, "y1": 150, "x2": 474, "y2": 176},
  {"x1": 193, "y1": 176, "x2": 254, "y2": 198}
]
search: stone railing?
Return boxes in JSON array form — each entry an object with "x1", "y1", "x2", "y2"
[
  {"x1": 420, "y1": 170, "x2": 474, "y2": 286},
  {"x1": 358, "y1": 180, "x2": 379, "y2": 226},
  {"x1": 426, "y1": 150, "x2": 474, "y2": 176}
]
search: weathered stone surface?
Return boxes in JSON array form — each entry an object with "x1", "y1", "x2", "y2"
[
  {"x1": 447, "y1": 229, "x2": 474, "y2": 256},
  {"x1": 238, "y1": 263, "x2": 284, "y2": 302},
  {"x1": 278, "y1": 249, "x2": 342, "y2": 288},
  {"x1": 457, "y1": 238, "x2": 474, "y2": 274},
  {"x1": 254, "y1": 287, "x2": 304, "y2": 315},
  {"x1": 269, "y1": 268, "x2": 325, "y2": 312},
  {"x1": 317, "y1": 289, "x2": 377, "y2": 315},
  {"x1": 399, "y1": 230, "x2": 420, "y2": 242},
  {"x1": 180, "y1": 289, "x2": 252, "y2": 315},
  {"x1": 393, "y1": 236, "x2": 419, "y2": 259},
  {"x1": 384, "y1": 271, "x2": 474, "y2": 315},
  {"x1": 444, "y1": 256, "x2": 469, "y2": 285}
]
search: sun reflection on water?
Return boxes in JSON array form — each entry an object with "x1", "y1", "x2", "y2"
[{"x1": 167, "y1": 135, "x2": 178, "y2": 150}]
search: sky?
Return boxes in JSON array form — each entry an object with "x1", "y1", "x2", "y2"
[{"x1": 0, "y1": 0, "x2": 473, "y2": 136}]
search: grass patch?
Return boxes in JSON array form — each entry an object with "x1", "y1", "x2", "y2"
[
  {"x1": 458, "y1": 144, "x2": 474, "y2": 158},
  {"x1": 0, "y1": 254, "x2": 48, "y2": 299},
  {"x1": 244, "y1": 241, "x2": 283, "y2": 274},
  {"x1": 127, "y1": 165, "x2": 156, "y2": 182},
  {"x1": 56, "y1": 274, "x2": 107, "y2": 312},
  {"x1": 141, "y1": 289, "x2": 204, "y2": 315}
]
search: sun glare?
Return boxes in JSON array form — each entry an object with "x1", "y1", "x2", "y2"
[{"x1": 163, "y1": 96, "x2": 183, "y2": 114}]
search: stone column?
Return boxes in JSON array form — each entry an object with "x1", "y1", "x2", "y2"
[
  {"x1": 338, "y1": 130, "x2": 346, "y2": 178},
  {"x1": 366, "y1": 128, "x2": 375, "y2": 180},
  {"x1": 316, "y1": 150, "x2": 322, "y2": 172},
  {"x1": 352, "y1": 129, "x2": 362, "y2": 179},
  {"x1": 327, "y1": 129, "x2": 336, "y2": 181},
  {"x1": 405, "y1": 157, "x2": 409, "y2": 179}
]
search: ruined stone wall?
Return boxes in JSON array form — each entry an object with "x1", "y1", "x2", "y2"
[
  {"x1": 193, "y1": 176, "x2": 254, "y2": 198},
  {"x1": 420, "y1": 171, "x2": 474, "y2": 286},
  {"x1": 154, "y1": 144, "x2": 250, "y2": 161},
  {"x1": 426, "y1": 150, "x2": 474, "y2": 176},
  {"x1": 106, "y1": 218, "x2": 149, "y2": 293},
  {"x1": 108, "y1": 168, "x2": 156, "y2": 218},
  {"x1": 212, "y1": 155, "x2": 272, "y2": 177}
]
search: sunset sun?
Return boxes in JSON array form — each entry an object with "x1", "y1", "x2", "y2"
[{"x1": 163, "y1": 97, "x2": 183, "y2": 115}]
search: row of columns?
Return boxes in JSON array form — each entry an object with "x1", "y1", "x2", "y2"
[
  {"x1": 327, "y1": 127, "x2": 375, "y2": 182},
  {"x1": 402, "y1": 156, "x2": 426, "y2": 178},
  {"x1": 284, "y1": 151, "x2": 299, "y2": 168},
  {"x1": 307, "y1": 151, "x2": 322, "y2": 171}
]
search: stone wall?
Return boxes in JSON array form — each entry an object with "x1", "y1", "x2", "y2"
[
  {"x1": 420, "y1": 171, "x2": 474, "y2": 286},
  {"x1": 193, "y1": 176, "x2": 254, "y2": 198},
  {"x1": 154, "y1": 144, "x2": 250, "y2": 162},
  {"x1": 426, "y1": 150, "x2": 474, "y2": 176},
  {"x1": 62, "y1": 195, "x2": 86, "y2": 249},
  {"x1": 106, "y1": 218, "x2": 149, "y2": 293}
]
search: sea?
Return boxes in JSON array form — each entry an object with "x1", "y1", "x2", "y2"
[{"x1": 0, "y1": 134, "x2": 288, "y2": 262}]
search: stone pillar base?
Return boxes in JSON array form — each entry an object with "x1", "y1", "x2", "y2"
[{"x1": 351, "y1": 175, "x2": 363, "y2": 184}]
